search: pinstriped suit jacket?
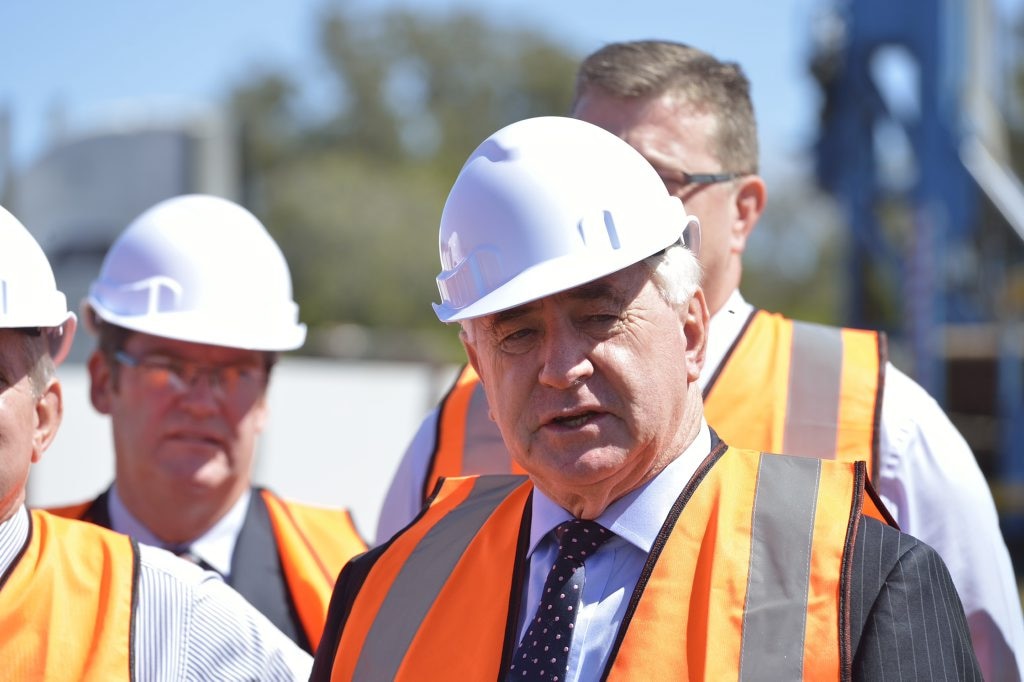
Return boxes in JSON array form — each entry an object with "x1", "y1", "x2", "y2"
[{"x1": 850, "y1": 516, "x2": 985, "y2": 680}]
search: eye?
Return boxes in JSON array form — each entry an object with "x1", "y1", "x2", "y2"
[
  {"x1": 588, "y1": 313, "x2": 618, "y2": 323},
  {"x1": 498, "y1": 327, "x2": 537, "y2": 354}
]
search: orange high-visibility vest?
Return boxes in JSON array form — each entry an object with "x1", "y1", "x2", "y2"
[
  {"x1": 424, "y1": 310, "x2": 885, "y2": 496},
  {"x1": 47, "y1": 488, "x2": 366, "y2": 650},
  {"x1": 703, "y1": 310, "x2": 884, "y2": 478},
  {"x1": 326, "y1": 446, "x2": 880, "y2": 681},
  {"x1": 0, "y1": 510, "x2": 137, "y2": 681}
]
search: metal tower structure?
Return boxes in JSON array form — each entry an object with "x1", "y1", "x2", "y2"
[{"x1": 811, "y1": 0, "x2": 1024, "y2": 543}]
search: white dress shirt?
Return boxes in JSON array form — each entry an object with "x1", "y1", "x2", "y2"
[
  {"x1": 516, "y1": 423, "x2": 710, "y2": 681},
  {"x1": 0, "y1": 506, "x2": 312, "y2": 680}
]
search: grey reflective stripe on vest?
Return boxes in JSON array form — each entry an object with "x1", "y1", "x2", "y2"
[
  {"x1": 353, "y1": 475, "x2": 526, "y2": 682},
  {"x1": 739, "y1": 454, "x2": 821, "y2": 681},
  {"x1": 463, "y1": 382, "x2": 514, "y2": 474},
  {"x1": 782, "y1": 321, "x2": 843, "y2": 458}
]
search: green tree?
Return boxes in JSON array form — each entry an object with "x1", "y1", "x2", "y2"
[{"x1": 230, "y1": 7, "x2": 579, "y2": 360}]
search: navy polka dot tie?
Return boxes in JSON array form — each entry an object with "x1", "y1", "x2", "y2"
[{"x1": 508, "y1": 519, "x2": 612, "y2": 681}]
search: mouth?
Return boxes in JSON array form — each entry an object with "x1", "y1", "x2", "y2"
[
  {"x1": 168, "y1": 431, "x2": 225, "y2": 449},
  {"x1": 546, "y1": 410, "x2": 602, "y2": 429}
]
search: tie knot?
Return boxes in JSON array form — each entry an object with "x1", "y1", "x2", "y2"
[{"x1": 553, "y1": 519, "x2": 611, "y2": 564}]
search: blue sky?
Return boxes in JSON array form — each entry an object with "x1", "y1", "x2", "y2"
[
  {"x1": 1, "y1": 0, "x2": 1021, "y2": 182},
  {"x1": 0, "y1": 1, "x2": 818, "y2": 176}
]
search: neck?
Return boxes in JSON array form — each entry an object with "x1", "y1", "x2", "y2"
[{"x1": 116, "y1": 482, "x2": 246, "y2": 545}]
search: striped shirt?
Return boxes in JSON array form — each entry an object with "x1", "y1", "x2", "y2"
[{"x1": 0, "y1": 506, "x2": 312, "y2": 680}]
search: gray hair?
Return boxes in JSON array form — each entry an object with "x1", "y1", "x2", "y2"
[{"x1": 643, "y1": 241, "x2": 703, "y2": 307}]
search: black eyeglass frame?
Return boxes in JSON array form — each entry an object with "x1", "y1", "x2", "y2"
[{"x1": 678, "y1": 171, "x2": 751, "y2": 187}]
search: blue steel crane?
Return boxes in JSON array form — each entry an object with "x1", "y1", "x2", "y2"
[{"x1": 811, "y1": 0, "x2": 1024, "y2": 548}]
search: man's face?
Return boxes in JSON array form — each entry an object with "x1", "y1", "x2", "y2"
[
  {"x1": 0, "y1": 330, "x2": 59, "y2": 522},
  {"x1": 574, "y1": 91, "x2": 754, "y2": 315},
  {"x1": 462, "y1": 263, "x2": 707, "y2": 515},
  {"x1": 90, "y1": 332, "x2": 270, "y2": 508}
]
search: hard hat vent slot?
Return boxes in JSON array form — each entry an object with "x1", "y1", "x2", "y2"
[
  {"x1": 577, "y1": 210, "x2": 623, "y2": 251},
  {"x1": 113, "y1": 276, "x2": 184, "y2": 315}
]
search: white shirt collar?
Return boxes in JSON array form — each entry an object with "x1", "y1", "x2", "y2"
[
  {"x1": 699, "y1": 288, "x2": 754, "y2": 392},
  {"x1": 0, "y1": 506, "x2": 29, "y2": 579},
  {"x1": 107, "y1": 485, "x2": 251, "y2": 578},
  {"x1": 528, "y1": 420, "x2": 712, "y2": 556}
]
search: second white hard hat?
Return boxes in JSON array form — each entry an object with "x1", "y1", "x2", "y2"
[
  {"x1": 86, "y1": 194, "x2": 306, "y2": 351},
  {"x1": 433, "y1": 116, "x2": 699, "y2": 323},
  {"x1": 0, "y1": 205, "x2": 77, "y2": 364}
]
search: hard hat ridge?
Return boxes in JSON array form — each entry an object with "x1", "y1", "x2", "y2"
[
  {"x1": 433, "y1": 116, "x2": 699, "y2": 323},
  {"x1": 86, "y1": 194, "x2": 307, "y2": 351}
]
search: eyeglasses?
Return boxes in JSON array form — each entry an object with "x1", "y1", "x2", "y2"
[
  {"x1": 677, "y1": 171, "x2": 749, "y2": 187},
  {"x1": 679, "y1": 173, "x2": 745, "y2": 186},
  {"x1": 114, "y1": 350, "x2": 267, "y2": 398}
]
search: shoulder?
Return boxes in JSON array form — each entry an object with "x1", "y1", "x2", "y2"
[
  {"x1": 877, "y1": 361, "x2": 957, "y2": 451},
  {"x1": 311, "y1": 543, "x2": 390, "y2": 679},
  {"x1": 848, "y1": 518, "x2": 981, "y2": 679},
  {"x1": 875, "y1": 362, "x2": 989, "y2": 514}
]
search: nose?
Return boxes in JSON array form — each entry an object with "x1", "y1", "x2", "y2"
[
  {"x1": 536, "y1": 325, "x2": 593, "y2": 390},
  {"x1": 177, "y1": 369, "x2": 223, "y2": 415}
]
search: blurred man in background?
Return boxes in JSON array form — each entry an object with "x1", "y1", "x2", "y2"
[
  {"x1": 0, "y1": 204, "x2": 312, "y2": 679},
  {"x1": 377, "y1": 39, "x2": 1024, "y2": 680},
  {"x1": 49, "y1": 194, "x2": 366, "y2": 654}
]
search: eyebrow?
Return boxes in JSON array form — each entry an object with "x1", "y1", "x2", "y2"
[{"x1": 565, "y1": 280, "x2": 618, "y2": 303}]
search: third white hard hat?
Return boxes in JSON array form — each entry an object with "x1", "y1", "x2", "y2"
[
  {"x1": 86, "y1": 194, "x2": 306, "y2": 351},
  {"x1": 433, "y1": 116, "x2": 699, "y2": 323},
  {"x1": 0, "y1": 205, "x2": 78, "y2": 363}
]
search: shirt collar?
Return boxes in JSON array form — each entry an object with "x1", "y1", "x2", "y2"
[
  {"x1": 108, "y1": 485, "x2": 251, "y2": 577},
  {"x1": 0, "y1": 506, "x2": 29, "y2": 579},
  {"x1": 699, "y1": 288, "x2": 753, "y2": 392},
  {"x1": 528, "y1": 421, "x2": 712, "y2": 556}
]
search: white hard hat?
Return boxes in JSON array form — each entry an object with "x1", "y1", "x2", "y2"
[
  {"x1": 433, "y1": 116, "x2": 699, "y2": 323},
  {"x1": 0, "y1": 205, "x2": 78, "y2": 364},
  {"x1": 86, "y1": 194, "x2": 306, "y2": 351}
]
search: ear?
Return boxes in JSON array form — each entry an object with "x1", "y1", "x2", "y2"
[
  {"x1": 731, "y1": 174, "x2": 767, "y2": 254},
  {"x1": 459, "y1": 327, "x2": 483, "y2": 383},
  {"x1": 88, "y1": 349, "x2": 114, "y2": 414},
  {"x1": 682, "y1": 288, "x2": 710, "y2": 383},
  {"x1": 459, "y1": 326, "x2": 498, "y2": 422},
  {"x1": 32, "y1": 378, "x2": 63, "y2": 464}
]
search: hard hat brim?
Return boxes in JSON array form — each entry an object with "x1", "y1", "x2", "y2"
[{"x1": 434, "y1": 233, "x2": 682, "y2": 323}]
